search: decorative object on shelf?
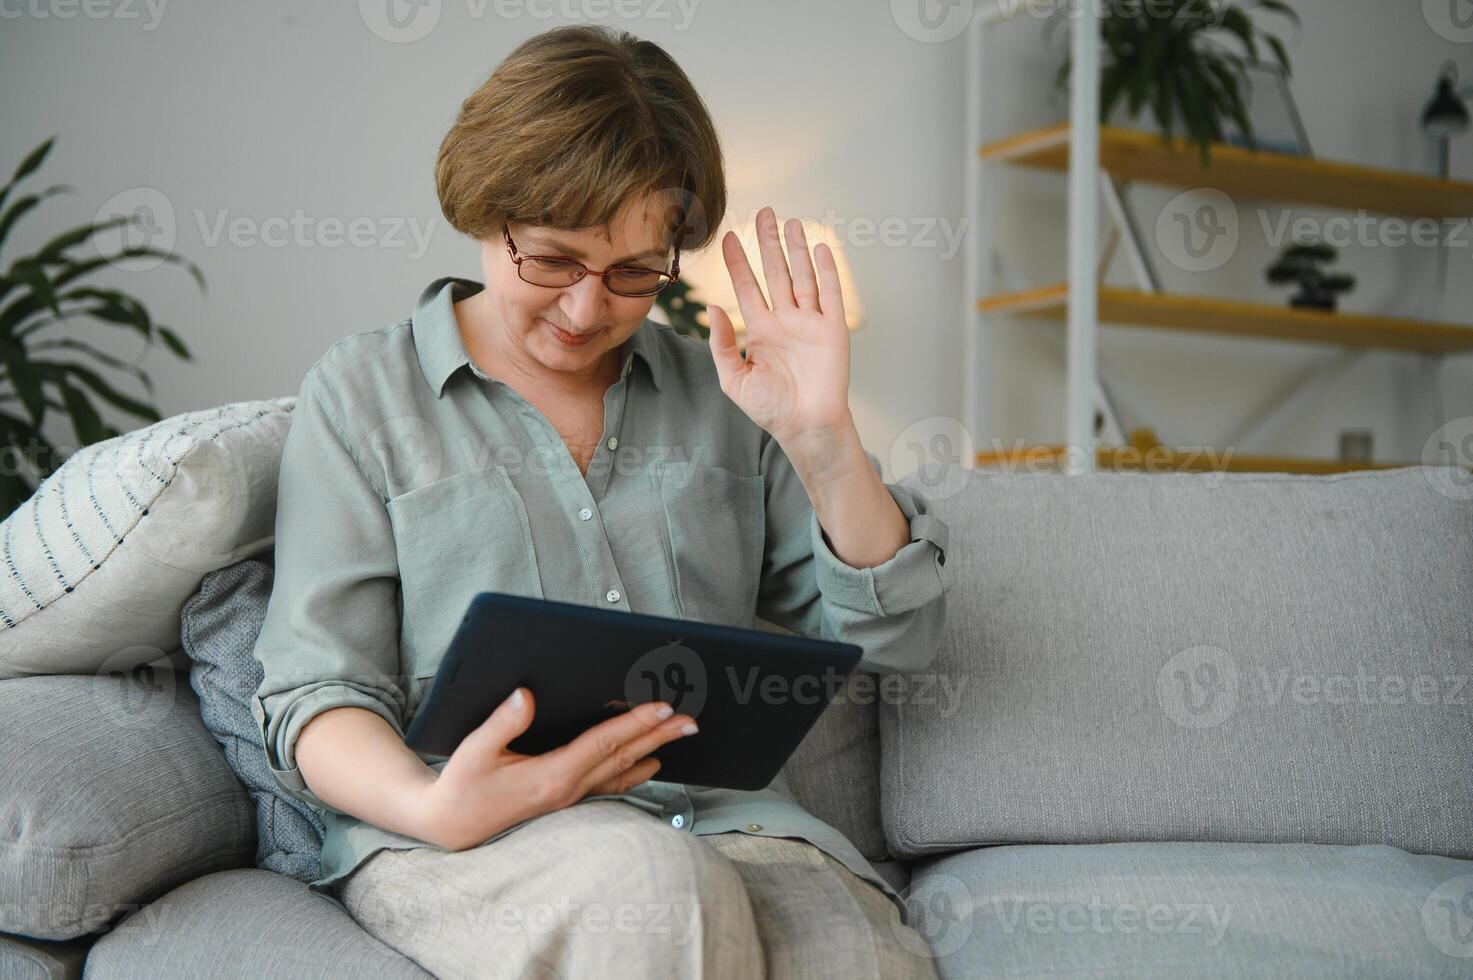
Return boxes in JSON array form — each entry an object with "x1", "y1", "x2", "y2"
[
  {"x1": 0, "y1": 139, "x2": 204, "y2": 516},
  {"x1": 679, "y1": 215, "x2": 862, "y2": 333},
  {"x1": 1052, "y1": 0, "x2": 1300, "y2": 167},
  {"x1": 652, "y1": 277, "x2": 708, "y2": 343},
  {"x1": 1420, "y1": 61, "x2": 1471, "y2": 180},
  {"x1": 1266, "y1": 241, "x2": 1356, "y2": 312},
  {"x1": 1338, "y1": 430, "x2": 1373, "y2": 465},
  {"x1": 1221, "y1": 60, "x2": 1313, "y2": 157}
]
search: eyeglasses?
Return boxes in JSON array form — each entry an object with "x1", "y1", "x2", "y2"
[{"x1": 503, "y1": 227, "x2": 680, "y2": 297}]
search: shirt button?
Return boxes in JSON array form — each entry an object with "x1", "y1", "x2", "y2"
[
  {"x1": 747, "y1": 823, "x2": 763, "y2": 832},
  {"x1": 670, "y1": 814, "x2": 685, "y2": 829},
  {"x1": 578, "y1": 507, "x2": 593, "y2": 521},
  {"x1": 607, "y1": 437, "x2": 618, "y2": 450},
  {"x1": 606, "y1": 589, "x2": 621, "y2": 603}
]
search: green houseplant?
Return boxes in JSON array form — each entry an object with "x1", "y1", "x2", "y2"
[
  {"x1": 1053, "y1": 0, "x2": 1300, "y2": 166},
  {"x1": 0, "y1": 138, "x2": 203, "y2": 516},
  {"x1": 653, "y1": 277, "x2": 708, "y2": 342}
]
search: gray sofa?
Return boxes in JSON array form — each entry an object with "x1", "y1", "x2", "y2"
[{"x1": 3, "y1": 462, "x2": 1470, "y2": 979}]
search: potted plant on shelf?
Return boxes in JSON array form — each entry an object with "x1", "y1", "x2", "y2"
[
  {"x1": 0, "y1": 138, "x2": 203, "y2": 515},
  {"x1": 653, "y1": 276, "x2": 708, "y2": 342},
  {"x1": 1052, "y1": 0, "x2": 1300, "y2": 166},
  {"x1": 1266, "y1": 241, "x2": 1356, "y2": 311}
]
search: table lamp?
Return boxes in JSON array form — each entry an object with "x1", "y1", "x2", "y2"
[{"x1": 1421, "y1": 61, "x2": 1471, "y2": 180}]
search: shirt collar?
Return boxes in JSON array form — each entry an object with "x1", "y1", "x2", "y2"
[{"x1": 411, "y1": 276, "x2": 665, "y2": 397}]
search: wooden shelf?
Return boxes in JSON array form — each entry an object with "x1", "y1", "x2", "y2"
[
  {"x1": 975, "y1": 444, "x2": 1419, "y2": 476},
  {"x1": 979, "y1": 124, "x2": 1473, "y2": 220},
  {"x1": 978, "y1": 284, "x2": 1473, "y2": 353}
]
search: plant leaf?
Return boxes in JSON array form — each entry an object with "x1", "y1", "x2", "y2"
[
  {"x1": 0, "y1": 185, "x2": 73, "y2": 257},
  {"x1": 56, "y1": 376, "x2": 109, "y2": 446},
  {"x1": 1216, "y1": 7, "x2": 1261, "y2": 63},
  {"x1": 10, "y1": 262, "x2": 63, "y2": 321},
  {"x1": 157, "y1": 326, "x2": 191, "y2": 360},
  {"x1": 1265, "y1": 34, "x2": 1292, "y2": 74},
  {"x1": 1, "y1": 344, "x2": 46, "y2": 428},
  {"x1": 0, "y1": 138, "x2": 55, "y2": 217},
  {"x1": 33, "y1": 360, "x2": 160, "y2": 422},
  {"x1": 26, "y1": 337, "x2": 156, "y2": 393},
  {"x1": 29, "y1": 213, "x2": 132, "y2": 266}
]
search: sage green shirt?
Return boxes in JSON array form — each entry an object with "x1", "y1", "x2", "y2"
[{"x1": 250, "y1": 276, "x2": 951, "y2": 916}]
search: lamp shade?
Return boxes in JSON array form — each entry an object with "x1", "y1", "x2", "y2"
[{"x1": 680, "y1": 216, "x2": 863, "y2": 332}]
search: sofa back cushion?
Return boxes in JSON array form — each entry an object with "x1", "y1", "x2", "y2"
[
  {"x1": 777, "y1": 655, "x2": 889, "y2": 861},
  {"x1": 881, "y1": 465, "x2": 1473, "y2": 860}
]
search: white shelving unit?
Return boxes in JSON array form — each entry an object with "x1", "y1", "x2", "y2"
[
  {"x1": 963, "y1": 3, "x2": 1472, "y2": 475},
  {"x1": 965, "y1": 1, "x2": 1103, "y2": 475}
]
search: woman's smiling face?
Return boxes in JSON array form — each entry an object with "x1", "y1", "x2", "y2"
[{"x1": 473, "y1": 191, "x2": 675, "y2": 389}]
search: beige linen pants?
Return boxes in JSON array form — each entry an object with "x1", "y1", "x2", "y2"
[{"x1": 336, "y1": 799, "x2": 941, "y2": 980}]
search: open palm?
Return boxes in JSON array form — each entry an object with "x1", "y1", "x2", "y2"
[{"x1": 706, "y1": 207, "x2": 852, "y2": 445}]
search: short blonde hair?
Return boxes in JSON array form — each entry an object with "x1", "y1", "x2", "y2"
[{"x1": 435, "y1": 25, "x2": 726, "y2": 255}]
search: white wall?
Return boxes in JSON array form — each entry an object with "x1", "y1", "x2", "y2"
[{"x1": 1, "y1": 0, "x2": 1468, "y2": 478}]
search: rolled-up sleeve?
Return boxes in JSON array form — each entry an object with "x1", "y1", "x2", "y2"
[
  {"x1": 249, "y1": 365, "x2": 408, "y2": 812},
  {"x1": 755, "y1": 433, "x2": 950, "y2": 674}
]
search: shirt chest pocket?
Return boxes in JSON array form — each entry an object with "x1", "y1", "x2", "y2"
[
  {"x1": 652, "y1": 462, "x2": 765, "y2": 628},
  {"x1": 387, "y1": 466, "x2": 544, "y2": 680}
]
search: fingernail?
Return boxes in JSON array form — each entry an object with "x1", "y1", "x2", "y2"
[
  {"x1": 654, "y1": 704, "x2": 674, "y2": 720},
  {"x1": 680, "y1": 722, "x2": 699, "y2": 736},
  {"x1": 509, "y1": 688, "x2": 524, "y2": 709}
]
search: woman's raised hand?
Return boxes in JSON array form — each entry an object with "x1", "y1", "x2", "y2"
[
  {"x1": 414, "y1": 688, "x2": 698, "y2": 852},
  {"x1": 705, "y1": 206, "x2": 854, "y2": 448}
]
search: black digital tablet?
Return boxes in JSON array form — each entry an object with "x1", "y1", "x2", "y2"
[{"x1": 403, "y1": 592, "x2": 864, "y2": 791}]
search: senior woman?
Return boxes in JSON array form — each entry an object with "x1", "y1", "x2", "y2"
[{"x1": 250, "y1": 24, "x2": 951, "y2": 980}]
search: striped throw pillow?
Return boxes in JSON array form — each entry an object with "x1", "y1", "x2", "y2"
[{"x1": 0, "y1": 398, "x2": 294, "y2": 678}]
